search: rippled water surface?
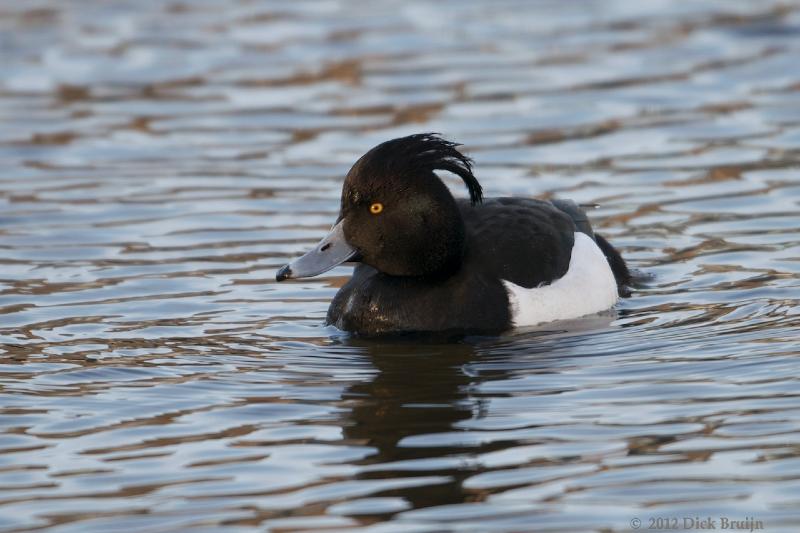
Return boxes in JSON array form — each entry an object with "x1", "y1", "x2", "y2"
[{"x1": 2, "y1": 1, "x2": 800, "y2": 531}]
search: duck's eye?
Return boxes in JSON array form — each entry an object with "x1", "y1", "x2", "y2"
[{"x1": 369, "y1": 202, "x2": 383, "y2": 215}]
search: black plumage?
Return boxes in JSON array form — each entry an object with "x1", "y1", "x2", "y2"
[{"x1": 278, "y1": 133, "x2": 631, "y2": 336}]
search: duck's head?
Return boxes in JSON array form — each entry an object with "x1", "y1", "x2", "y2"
[{"x1": 276, "y1": 133, "x2": 483, "y2": 282}]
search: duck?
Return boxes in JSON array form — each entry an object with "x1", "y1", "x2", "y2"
[{"x1": 276, "y1": 133, "x2": 630, "y2": 336}]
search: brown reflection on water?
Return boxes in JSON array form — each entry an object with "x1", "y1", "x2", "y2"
[
  {"x1": 344, "y1": 342, "x2": 479, "y2": 512},
  {"x1": 1, "y1": 0, "x2": 800, "y2": 531}
]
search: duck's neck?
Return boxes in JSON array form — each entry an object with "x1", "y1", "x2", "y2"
[{"x1": 408, "y1": 195, "x2": 466, "y2": 279}]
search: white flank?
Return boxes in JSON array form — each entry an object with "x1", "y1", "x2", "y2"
[{"x1": 503, "y1": 232, "x2": 618, "y2": 327}]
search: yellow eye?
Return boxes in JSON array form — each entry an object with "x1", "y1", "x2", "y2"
[{"x1": 369, "y1": 202, "x2": 383, "y2": 215}]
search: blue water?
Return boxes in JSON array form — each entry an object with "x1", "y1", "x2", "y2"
[{"x1": 1, "y1": 1, "x2": 800, "y2": 531}]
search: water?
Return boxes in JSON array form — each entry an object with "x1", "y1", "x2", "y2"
[{"x1": 1, "y1": 1, "x2": 800, "y2": 531}]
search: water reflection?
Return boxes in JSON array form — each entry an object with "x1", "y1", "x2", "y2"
[
  {"x1": 344, "y1": 340, "x2": 480, "y2": 511},
  {"x1": 337, "y1": 320, "x2": 623, "y2": 517}
]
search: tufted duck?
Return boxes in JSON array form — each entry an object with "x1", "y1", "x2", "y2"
[{"x1": 276, "y1": 134, "x2": 630, "y2": 336}]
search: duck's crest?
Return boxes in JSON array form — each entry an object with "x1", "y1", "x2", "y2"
[{"x1": 354, "y1": 133, "x2": 483, "y2": 206}]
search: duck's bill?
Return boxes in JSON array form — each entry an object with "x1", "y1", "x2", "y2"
[{"x1": 276, "y1": 220, "x2": 358, "y2": 281}]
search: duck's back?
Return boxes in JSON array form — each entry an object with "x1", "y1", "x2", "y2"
[
  {"x1": 459, "y1": 198, "x2": 577, "y2": 289},
  {"x1": 461, "y1": 197, "x2": 619, "y2": 328}
]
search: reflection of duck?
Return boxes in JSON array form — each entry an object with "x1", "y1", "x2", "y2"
[
  {"x1": 340, "y1": 340, "x2": 480, "y2": 509},
  {"x1": 332, "y1": 319, "x2": 622, "y2": 512},
  {"x1": 277, "y1": 134, "x2": 630, "y2": 336}
]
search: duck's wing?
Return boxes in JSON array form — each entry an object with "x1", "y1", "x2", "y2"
[
  {"x1": 550, "y1": 198, "x2": 631, "y2": 289},
  {"x1": 549, "y1": 198, "x2": 595, "y2": 239},
  {"x1": 460, "y1": 197, "x2": 577, "y2": 289}
]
